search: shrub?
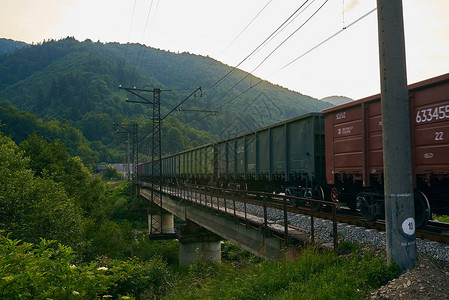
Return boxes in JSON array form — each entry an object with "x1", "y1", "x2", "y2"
[
  {"x1": 0, "y1": 132, "x2": 84, "y2": 246},
  {"x1": 433, "y1": 214, "x2": 449, "y2": 223},
  {"x1": 102, "y1": 166, "x2": 122, "y2": 180},
  {"x1": 0, "y1": 232, "x2": 175, "y2": 299},
  {"x1": 221, "y1": 241, "x2": 261, "y2": 265},
  {"x1": 166, "y1": 245, "x2": 401, "y2": 299}
]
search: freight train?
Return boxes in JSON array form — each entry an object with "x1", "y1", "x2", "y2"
[{"x1": 138, "y1": 73, "x2": 449, "y2": 228}]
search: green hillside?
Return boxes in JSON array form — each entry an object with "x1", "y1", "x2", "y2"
[
  {"x1": 0, "y1": 38, "x2": 28, "y2": 55},
  {"x1": 0, "y1": 37, "x2": 332, "y2": 165}
]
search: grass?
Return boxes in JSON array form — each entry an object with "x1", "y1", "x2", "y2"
[
  {"x1": 1, "y1": 234, "x2": 399, "y2": 299},
  {"x1": 433, "y1": 214, "x2": 449, "y2": 223},
  {"x1": 106, "y1": 179, "x2": 124, "y2": 189},
  {"x1": 166, "y1": 244, "x2": 401, "y2": 300}
]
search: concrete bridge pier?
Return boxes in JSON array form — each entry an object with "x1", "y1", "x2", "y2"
[
  {"x1": 179, "y1": 221, "x2": 222, "y2": 267},
  {"x1": 148, "y1": 207, "x2": 175, "y2": 234}
]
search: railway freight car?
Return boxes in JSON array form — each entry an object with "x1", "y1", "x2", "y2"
[
  {"x1": 323, "y1": 73, "x2": 449, "y2": 227},
  {"x1": 137, "y1": 72, "x2": 449, "y2": 228},
  {"x1": 179, "y1": 144, "x2": 215, "y2": 182},
  {"x1": 215, "y1": 113, "x2": 325, "y2": 199},
  {"x1": 139, "y1": 113, "x2": 326, "y2": 202},
  {"x1": 138, "y1": 153, "x2": 179, "y2": 181}
]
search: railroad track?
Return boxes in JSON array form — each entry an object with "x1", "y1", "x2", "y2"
[
  {"x1": 417, "y1": 221, "x2": 449, "y2": 243},
  {"x1": 170, "y1": 184, "x2": 449, "y2": 244},
  {"x1": 149, "y1": 183, "x2": 449, "y2": 244},
  {"x1": 290, "y1": 204, "x2": 449, "y2": 244}
]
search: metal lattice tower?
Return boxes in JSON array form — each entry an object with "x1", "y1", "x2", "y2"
[
  {"x1": 131, "y1": 123, "x2": 139, "y2": 192},
  {"x1": 119, "y1": 85, "x2": 203, "y2": 237},
  {"x1": 114, "y1": 122, "x2": 138, "y2": 183},
  {"x1": 150, "y1": 88, "x2": 163, "y2": 234}
]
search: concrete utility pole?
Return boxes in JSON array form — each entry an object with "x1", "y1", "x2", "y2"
[{"x1": 377, "y1": 0, "x2": 416, "y2": 270}]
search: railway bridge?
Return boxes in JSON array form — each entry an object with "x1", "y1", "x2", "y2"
[{"x1": 138, "y1": 183, "x2": 337, "y2": 266}]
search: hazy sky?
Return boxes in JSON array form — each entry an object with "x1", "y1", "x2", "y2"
[{"x1": 1, "y1": 0, "x2": 448, "y2": 100}]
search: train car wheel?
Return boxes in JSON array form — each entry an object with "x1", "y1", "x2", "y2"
[
  {"x1": 414, "y1": 190, "x2": 431, "y2": 228},
  {"x1": 357, "y1": 194, "x2": 377, "y2": 221},
  {"x1": 311, "y1": 185, "x2": 324, "y2": 211},
  {"x1": 285, "y1": 187, "x2": 305, "y2": 207}
]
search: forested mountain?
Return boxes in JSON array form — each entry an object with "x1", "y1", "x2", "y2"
[
  {"x1": 0, "y1": 38, "x2": 28, "y2": 55},
  {"x1": 0, "y1": 100, "x2": 211, "y2": 167},
  {"x1": 0, "y1": 37, "x2": 332, "y2": 166},
  {"x1": 321, "y1": 95, "x2": 353, "y2": 106},
  {"x1": 0, "y1": 100, "x2": 99, "y2": 167}
]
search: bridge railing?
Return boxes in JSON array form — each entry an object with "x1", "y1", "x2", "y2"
[{"x1": 156, "y1": 182, "x2": 338, "y2": 250}]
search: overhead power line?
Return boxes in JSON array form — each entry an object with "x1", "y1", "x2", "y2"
[
  {"x1": 250, "y1": 0, "x2": 317, "y2": 59},
  {"x1": 182, "y1": 0, "x2": 274, "y2": 113},
  {"x1": 212, "y1": 8, "x2": 377, "y2": 110},
  {"x1": 131, "y1": 0, "x2": 161, "y2": 84},
  {"x1": 208, "y1": 0, "x2": 329, "y2": 112},
  {"x1": 162, "y1": 87, "x2": 203, "y2": 120},
  {"x1": 119, "y1": 0, "x2": 138, "y2": 85},
  {"x1": 184, "y1": 0, "x2": 274, "y2": 100},
  {"x1": 213, "y1": 80, "x2": 264, "y2": 112},
  {"x1": 205, "y1": 0, "x2": 311, "y2": 92},
  {"x1": 280, "y1": 7, "x2": 377, "y2": 70},
  {"x1": 130, "y1": 0, "x2": 155, "y2": 83},
  {"x1": 211, "y1": 4, "x2": 374, "y2": 114},
  {"x1": 251, "y1": 0, "x2": 329, "y2": 74},
  {"x1": 220, "y1": 0, "x2": 274, "y2": 56}
]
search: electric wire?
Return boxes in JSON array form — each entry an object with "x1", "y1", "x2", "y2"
[
  {"x1": 205, "y1": 0, "x2": 311, "y2": 92},
  {"x1": 212, "y1": 79, "x2": 264, "y2": 113},
  {"x1": 280, "y1": 7, "x2": 377, "y2": 70},
  {"x1": 130, "y1": 0, "x2": 155, "y2": 83},
  {"x1": 133, "y1": 0, "x2": 161, "y2": 84},
  {"x1": 130, "y1": 0, "x2": 159, "y2": 84},
  {"x1": 201, "y1": 0, "x2": 314, "y2": 111},
  {"x1": 251, "y1": 0, "x2": 328, "y2": 74},
  {"x1": 182, "y1": 0, "x2": 273, "y2": 111},
  {"x1": 126, "y1": 1, "x2": 274, "y2": 114},
  {"x1": 119, "y1": 0, "x2": 138, "y2": 85},
  {"x1": 186, "y1": 0, "x2": 273, "y2": 90},
  {"x1": 250, "y1": 0, "x2": 317, "y2": 59},
  {"x1": 212, "y1": 5, "x2": 375, "y2": 114},
  {"x1": 209, "y1": 0, "x2": 329, "y2": 112},
  {"x1": 220, "y1": 0, "x2": 274, "y2": 56},
  {"x1": 124, "y1": 3, "x2": 375, "y2": 128}
]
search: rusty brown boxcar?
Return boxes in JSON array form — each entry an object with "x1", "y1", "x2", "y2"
[{"x1": 323, "y1": 73, "x2": 449, "y2": 227}]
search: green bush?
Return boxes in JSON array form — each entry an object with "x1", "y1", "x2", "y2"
[
  {"x1": 79, "y1": 217, "x2": 179, "y2": 265},
  {"x1": 19, "y1": 133, "x2": 106, "y2": 218},
  {"x1": 0, "y1": 132, "x2": 84, "y2": 246},
  {"x1": 102, "y1": 166, "x2": 122, "y2": 180},
  {"x1": 221, "y1": 241, "x2": 261, "y2": 265},
  {"x1": 103, "y1": 182, "x2": 147, "y2": 226},
  {"x1": 166, "y1": 246, "x2": 401, "y2": 300},
  {"x1": 130, "y1": 236, "x2": 179, "y2": 266},
  {"x1": 187, "y1": 249, "x2": 218, "y2": 281},
  {"x1": 0, "y1": 232, "x2": 175, "y2": 299},
  {"x1": 433, "y1": 214, "x2": 449, "y2": 223}
]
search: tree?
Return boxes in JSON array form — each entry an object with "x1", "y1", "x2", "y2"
[
  {"x1": 0, "y1": 131, "x2": 83, "y2": 245},
  {"x1": 164, "y1": 126, "x2": 186, "y2": 153},
  {"x1": 19, "y1": 133, "x2": 105, "y2": 217},
  {"x1": 102, "y1": 166, "x2": 122, "y2": 180}
]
